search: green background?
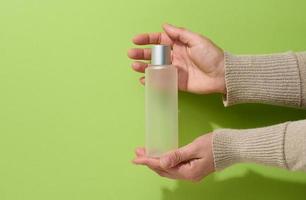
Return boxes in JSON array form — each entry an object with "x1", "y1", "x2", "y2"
[{"x1": 0, "y1": 0, "x2": 306, "y2": 199}]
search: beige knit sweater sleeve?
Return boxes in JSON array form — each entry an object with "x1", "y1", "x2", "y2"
[{"x1": 213, "y1": 51, "x2": 306, "y2": 171}]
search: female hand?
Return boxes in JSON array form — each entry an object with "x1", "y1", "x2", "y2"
[
  {"x1": 132, "y1": 133, "x2": 215, "y2": 182},
  {"x1": 128, "y1": 23, "x2": 225, "y2": 94}
]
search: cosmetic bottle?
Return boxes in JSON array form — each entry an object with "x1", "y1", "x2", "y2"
[{"x1": 145, "y1": 45, "x2": 178, "y2": 157}]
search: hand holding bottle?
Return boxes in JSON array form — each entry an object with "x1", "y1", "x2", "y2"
[
  {"x1": 132, "y1": 133, "x2": 214, "y2": 182},
  {"x1": 128, "y1": 24, "x2": 222, "y2": 181},
  {"x1": 128, "y1": 23, "x2": 226, "y2": 94}
]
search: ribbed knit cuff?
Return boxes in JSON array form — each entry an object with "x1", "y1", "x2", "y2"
[
  {"x1": 212, "y1": 122, "x2": 289, "y2": 171},
  {"x1": 223, "y1": 52, "x2": 301, "y2": 107},
  {"x1": 296, "y1": 52, "x2": 306, "y2": 107}
]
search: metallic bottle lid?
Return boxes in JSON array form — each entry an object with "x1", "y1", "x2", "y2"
[{"x1": 151, "y1": 45, "x2": 171, "y2": 65}]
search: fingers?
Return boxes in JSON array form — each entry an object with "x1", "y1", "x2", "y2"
[
  {"x1": 133, "y1": 148, "x2": 169, "y2": 174},
  {"x1": 127, "y1": 48, "x2": 151, "y2": 60},
  {"x1": 132, "y1": 32, "x2": 162, "y2": 45},
  {"x1": 162, "y1": 23, "x2": 201, "y2": 47},
  {"x1": 139, "y1": 76, "x2": 145, "y2": 85},
  {"x1": 132, "y1": 32, "x2": 173, "y2": 45},
  {"x1": 128, "y1": 50, "x2": 148, "y2": 84},
  {"x1": 130, "y1": 62, "x2": 146, "y2": 85},
  {"x1": 133, "y1": 143, "x2": 199, "y2": 170},
  {"x1": 133, "y1": 157, "x2": 162, "y2": 170},
  {"x1": 147, "y1": 166, "x2": 171, "y2": 178},
  {"x1": 135, "y1": 147, "x2": 146, "y2": 157},
  {"x1": 132, "y1": 150, "x2": 174, "y2": 179},
  {"x1": 160, "y1": 143, "x2": 199, "y2": 169},
  {"x1": 132, "y1": 147, "x2": 202, "y2": 181},
  {"x1": 134, "y1": 157, "x2": 173, "y2": 178},
  {"x1": 169, "y1": 159, "x2": 201, "y2": 181},
  {"x1": 131, "y1": 61, "x2": 148, "y2": 73}
]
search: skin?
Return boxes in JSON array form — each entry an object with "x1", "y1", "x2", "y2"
[{"x1": 127, "y1": 23, "x2": 226, "y2": 182}]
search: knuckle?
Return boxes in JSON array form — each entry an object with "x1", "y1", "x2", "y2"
[
  {"x1": 172, "y1": 150, "x2": 182, "y2": 163},
  {"x1": 170, "y1": 150, "x2": 182, "y2": 164}
]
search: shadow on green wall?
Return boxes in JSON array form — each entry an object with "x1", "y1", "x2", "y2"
[
  {"x1": 162, "y1": 170, "x2": 306, "y2": 200},
  {"x1": 178, "y1": 92, "x2": 306, "y2": 145},
  {"x1": 168, "y1": 92, "x2": 306, "y2": 200}
]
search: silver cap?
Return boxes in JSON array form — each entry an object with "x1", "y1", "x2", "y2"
[{"x1": 151, "y1": 45, "x2": 171, "y2": 65}]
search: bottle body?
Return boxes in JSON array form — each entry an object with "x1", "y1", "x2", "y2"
[{"x1": 145, "y1": 65, "x2": 178, "y2": 157}]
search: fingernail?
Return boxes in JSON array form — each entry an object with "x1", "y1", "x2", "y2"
[{"x1": 127, "y1": 49, "x2": 134, "y2": 58}]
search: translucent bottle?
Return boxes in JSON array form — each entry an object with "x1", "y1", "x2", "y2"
[{"x1": 145, "y1": 45, "x2": 178, "y2": 157}]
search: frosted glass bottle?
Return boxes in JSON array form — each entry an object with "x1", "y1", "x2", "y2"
[{"x1": 145, "y1": 45, "x2": 178, "y2": 157}]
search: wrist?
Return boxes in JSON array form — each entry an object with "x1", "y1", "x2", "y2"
[{"x1": 215, "y1": 52, "x2": 226, "y2": 94}]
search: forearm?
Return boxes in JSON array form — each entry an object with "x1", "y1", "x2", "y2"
[
  {"x1": 223, "y1": 51, "x2": 306, "y2": 108},
  {"x1": 212, "y1": 120, "x2": 306, "y2": 171}
]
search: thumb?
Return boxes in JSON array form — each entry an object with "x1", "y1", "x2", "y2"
[
  {"x1": 160, "y1": 144, "x2": 197, "y2": 169},
  {"x1": 162, "y1": 23, "x2": 200, "y2": 46}
]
